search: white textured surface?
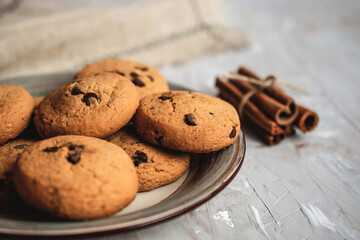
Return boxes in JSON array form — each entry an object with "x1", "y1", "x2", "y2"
[
  {"x1": 119, "y1": 0, "x2": 360, "y2": 239},
  {"x1": 2, "y1": 0, "x2": 360, "y2": 239}
]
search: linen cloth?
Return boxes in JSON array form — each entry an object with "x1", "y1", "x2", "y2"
[{"x1": 0, "y1": 0, "x2": 248, "y2": 79}]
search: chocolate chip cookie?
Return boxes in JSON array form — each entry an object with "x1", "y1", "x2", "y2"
[
  {"x1": 134, "y1": 91, "x2": 240, "y2": 153},
  {"x1": 0, "y1": 138, "x2": 36, "y2": 212},
  {"x1": 75, "y1": 59, "x2": 169, "y2": 99},
  {"x1": 14, "y1": 135, "x2": 138, "y2": 220},
  {"x1": 34, "y1": 72, "x2": 139, "y2": 139},
  {"x1": 0, "y1": 85, "x2": 35, "y2": 144},
  {"x1": 107, "y1": 126, "x2": 190, "y2": 191}
]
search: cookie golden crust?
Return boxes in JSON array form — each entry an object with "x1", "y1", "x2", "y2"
[
  {"x1": 76, "y1": 59, "x2": 169, "y2": 99},
  {"x1": 0, "y1": 139, "x2": 36, "y2": 211},
  {"x1": 14, "y1": 135, "x2": 138, "y2": 220},
  {"x1": 107, "y1": 126, "x2": 190, "y2": 192},
  {"x1": 0, "y1": 85, "x2": 35, "y2": 144},
  {"x1": 34, "y1": 72, "x2": 139, "y2": 139},
  {"x1": 134, "y1": 91, "x2": 240, "y2": 153}
]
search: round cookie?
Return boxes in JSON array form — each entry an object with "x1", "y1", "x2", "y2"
[
  {"x1": 76, "y1": 59, "x2": 169, "y2": 99},
  {"x1": 34, "y1": 72, "x2": 139, "y2": 139},
  {"x1": 107, "y1": 126, "x2": 190, "y2": 192},
  {"x1": 14, "y1": 135, "x2": 138, "y2": 220},
  {"x1": 0, "y1": 85, "x2": 35, "y2": 144},
  {"x1": 134, "y1": 91, "x2": 241, "y2": 153},
  {"x1": 0, "y1": 139, "x2": 36, "y2": 212}
]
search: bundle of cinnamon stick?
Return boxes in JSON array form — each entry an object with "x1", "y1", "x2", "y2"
[{"x1": 216, "y1": 67, "x2": 319, "y2": 145}]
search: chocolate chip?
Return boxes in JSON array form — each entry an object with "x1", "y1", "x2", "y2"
[
  {"x1": 209, "y1": 112, "x2": 215, "y2": 116},
  {"x1": 229, "y1": 126, "x2": 237, "y2": 138},
  {"x1": 129, "y1": 71, "x2": 146, "y2": 87},
  {"x1": 67, "y1": 144, "x2": 84, "y2": 151},
  {"x1": 186, "y1": 91, "x2": 195, "y2": 98},
  {"x1": 71, "y1": 87, "x2": 84, "y2": 95},
  {"x1": 82, "y1": 93, "x2": 100, "y2": 106},
  {"x1": 116, "y1": 71, "x2": 125, "y2": 76},
  {"x1": 43, "y1": 146, "x2": 59, "y2": 152},
  {"x1": 135, "y1": 66, "x2": 148, "y2": 71},
  {"x1": 148, "y1": 75, "x2": 154, "y2": 82},
  {"x1": 184, "y1": 113, "x2": 197, "y2": 126},
  {"x1": 158, "y1": 93, "x2": 173, "y2": 101},
  {"x1": 65, "y1": 144, "x2": 84, "y2": 165},
  {"x1": 171, "y1": 102, "x2": 176, "y2": 112},
  {"x1": 158, "y1": 96, "x2": 172, "y2": 101},
  {"x1": 14, "y1": 144, "x2": 29, "y2": 150},
  {"x1": 132, "y1": 78, "x2": 145, "y2": 87},
  {"x1": 94, "y1": 73, "x2": 100, "y2": 76},
  {"x1": 67, "y1": 152, "x2": 82, "y2": 165},
  {"x1": 132, "y1": 150, "x2": 148, "y2": 166},
  {"x1": 130, "y1": 72, "x2": 139, "y2": 78},
  {"x1": 155, "y1": 136, "x2": 163, "y2": 145}
]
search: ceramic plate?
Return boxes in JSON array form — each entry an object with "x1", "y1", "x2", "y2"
[{"x1": 0, "y1": 73, "x2": 245, "y2": 236}]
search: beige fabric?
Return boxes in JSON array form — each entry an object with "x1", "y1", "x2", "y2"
[{"x1": 0, "y1": 0, "x2": 248, "y2": 79}]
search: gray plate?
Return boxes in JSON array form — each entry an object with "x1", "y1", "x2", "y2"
[{"x1": 0, "y1": 73, "x2": 245, "y2": 236}]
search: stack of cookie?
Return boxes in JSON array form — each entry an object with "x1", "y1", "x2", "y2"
[{"x1": 0, "y1": 59, "x2": 240, "y2": 220}]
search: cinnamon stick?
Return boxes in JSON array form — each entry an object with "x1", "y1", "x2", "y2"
[
  {"x1": 238, "y1": 67, "x2": 295, "y2": 106},
  {"x1": 238, "y1": 66, "x2": 261, "y2": 80},
  {"x1": 281, "y1": 125, "x2": 296, "y2": 136},
  {"x1": 294, "y1": 105, "x2": 319, "y2": 132},
  {"x1": 218, "y1": 91, "x2": 284, "y2": 145},
  {"x1": 216, "y1": 77, "x2": 285, "y2": 136},
  {"x1": 245, "y1": 116, "x2": 285, "y2": 145},
  {"x1": 229, "y1": 77, "x2": 297, "y2": 126},
  {"x1": 230, "y1": 68, "x2": 298, "y2": 126},
  {"x1": 216, "y1": 66, "x2": 318, "y2": 145}
]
